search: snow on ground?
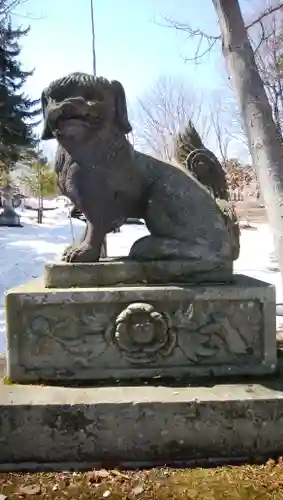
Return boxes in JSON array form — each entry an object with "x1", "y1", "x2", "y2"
[
  {"x1": 0, "y1": 208, "x2": 149, "y2": 354},
  {"x1": 0, "y1": 208, "x2": 282, "y2": 355}
]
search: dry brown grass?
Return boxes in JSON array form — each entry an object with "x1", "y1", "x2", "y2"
[{"x1": 2, "y1": 460, "x2": 283, "y2": 499}]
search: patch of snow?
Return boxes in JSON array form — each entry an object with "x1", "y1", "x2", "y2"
[
  {"x1": 0, "y1": 213, "x2": 281, "y2": 355},
  {"x1": 235, "y1": 224, "x2": 283, "y2": 332},
  {"x1": 23, "y1": 197, "x2": 58, "y2": 210},
  {"x1": 234, "y1": 224, "x2": 282, "y2": 299}
]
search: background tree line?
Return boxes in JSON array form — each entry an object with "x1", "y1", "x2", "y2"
[{"x1": 130, "y1": 1, "x2": 282, "y2": 204}]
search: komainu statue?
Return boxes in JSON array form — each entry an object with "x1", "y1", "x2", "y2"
[{"x1": 41, "y1": 72, "x2": 239, "y2": 264}]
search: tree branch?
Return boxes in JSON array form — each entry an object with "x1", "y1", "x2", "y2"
[
  {"x1": 246, "y1": 3, "x2": 283, "y2": 31},
  {"x1": 158, "y1": 16, "x2": 220, "y2": 62},
  {"x1": 160, "y1": 2, "x2": 283, "y2": 62},
  {"x1": 0, "y1": 0, "x2": 27, "y2": 18},
  {"x1": 132, "y1": 76, "x2": 209, "y2": 161},
  {"x1": 0, "y1": 0, "x2": 43, "y2": 21}
]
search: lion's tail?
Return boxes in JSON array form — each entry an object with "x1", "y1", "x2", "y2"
[
  {"x1": 173, "y1": 120, "x2": 205, "y2": 165},
  {"x1": 174, "y1": 121, "x2": 229, "y2": 201}
]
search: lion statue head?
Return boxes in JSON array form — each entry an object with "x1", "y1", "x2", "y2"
[{"x1": 41, "y1": 72, "x2": 132, "y2": 143}]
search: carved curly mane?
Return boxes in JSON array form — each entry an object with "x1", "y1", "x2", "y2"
[
  {"x1": 174, "y1": 120, "x2": 204, "y2": 165},
  {"x1": 44, "y1": 72, "x2": 111, "y2": 97},
  {"x1": 174, "y1": 121, "x2": 229, "y2": 201}
]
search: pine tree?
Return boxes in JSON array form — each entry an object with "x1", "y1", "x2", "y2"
[{"x1": 0, "y1": 19, "x2": 40, "y2": 174}]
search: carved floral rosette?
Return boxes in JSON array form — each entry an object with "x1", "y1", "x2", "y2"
[
  {"x1": 27, "y1": 299, "x2": 258, "y2": 371},
  {"x1": 106, "y1": 302, "x2": 177, "y2": 364}
]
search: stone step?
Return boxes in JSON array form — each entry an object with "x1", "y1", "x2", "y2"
[{"x1": 1, "y1": 377, "x2": 283, "y2": 469}]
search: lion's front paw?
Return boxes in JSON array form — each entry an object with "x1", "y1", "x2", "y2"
[
  {"x1": 62, "y1": 243, "x2": 100, "y2": 263},
  {"x1": 62, "y1": 243, "x2": 75, "y2": 258}
]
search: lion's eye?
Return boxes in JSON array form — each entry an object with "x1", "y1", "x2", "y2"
[{"x1": 84, "y1": 89, "x2": 103, "y2": 102}]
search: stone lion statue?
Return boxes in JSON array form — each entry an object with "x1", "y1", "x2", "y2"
[{"x1": 41, "y1": 72, "x2": 239, "y2": 264}]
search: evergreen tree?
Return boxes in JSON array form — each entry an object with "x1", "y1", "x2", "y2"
[{"x1": 0, "y1": 19, "x2": 40, "y2": 174}]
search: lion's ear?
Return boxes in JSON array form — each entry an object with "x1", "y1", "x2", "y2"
[
  {"x1": 111, "y1": 80, "x2": 132, "y2": 135},
  {"x1": 41, "y1": 89, "x2": 54, "y2": 141}
]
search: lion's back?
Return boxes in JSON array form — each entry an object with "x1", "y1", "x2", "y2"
[
  {"x1": 134, "y1": 150, "x2": 220, "y2": 209},
  {"x1": 134, "y1": 151, "x2": 229, "y2": 240}
]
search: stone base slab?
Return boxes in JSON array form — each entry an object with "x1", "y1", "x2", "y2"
[
  {"x1": 1, "y1": 377, "x2": 283, "y2": 467},
  {"x1": 44, "y1": 259, "x2": 233, "y2": 288},
  {"x1": 5, "y1": 275, "x2": 276, "y2": 383},
  {"x1": 0, "y1": 212, "x2": 21, "y2": 227}
]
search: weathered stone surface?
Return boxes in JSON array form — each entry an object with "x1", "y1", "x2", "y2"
[
  {"x1": 5, "y1": 275, "x2": 276, "y2": 383},
  {"x1": 41, "y1": 72, "x2": 238, "y2": 263},
  {"x1": 0, "y1": 210, "x2": 21, "y2": 227},
  {"x1": 1, "y1": 376, "x2": 283, "y2": 467},
  {"x1": 0, "y1": 186, "x2": 22, "y2": 227},
  {"x1": 44, "y1": 259, "x2": 233, "y2": 288}
]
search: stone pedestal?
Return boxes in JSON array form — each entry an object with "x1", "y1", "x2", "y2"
[
  {"x1": 1, "y1": 260, "x2": 279, "y2": 467},
  {"x1": 5, "y1": 262, "x2": 276, "y2": 384},
  {"x1": 0, "y1": 186, "x2": 22, "y2": 227},
  {"x1": 0, "y1": 209, "x2": 21, "y2": 227},
  {"x1": 44, "y1": 259, "x2": 233, "y2": 287}
]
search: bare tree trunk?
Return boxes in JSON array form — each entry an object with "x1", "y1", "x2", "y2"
[
  {"x1": 273, "y1": 96, "x2": 282, "y2": 142},
  {"x1": 37, "y1": 163, "x2": 41, "y2": 224},
  {"x1": 212, "y1": 0, "x2": 283, "y2": 283}
]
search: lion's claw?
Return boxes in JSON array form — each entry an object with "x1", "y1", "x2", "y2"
[
  {"x1": 62, "y1": 244, "x2": 75, "y2": 258},
  {"x1": 62, "y1": 243, "x2": 100, "y2": 263}
]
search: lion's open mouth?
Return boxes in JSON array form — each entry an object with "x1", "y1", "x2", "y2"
[
  {"x1": 58, "y1": 115, "x2": 89, "y2": 124},
  {"x1": 56, "y1": 114, "x2": 102, "y2": 128}
]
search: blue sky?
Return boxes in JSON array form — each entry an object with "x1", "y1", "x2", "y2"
[
  {"x1": 12, "y1": 0, "x2": 252, "y2": 158},
  {"x1": 15, "y1": 0, "x2": 223, "y2": 101}
]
